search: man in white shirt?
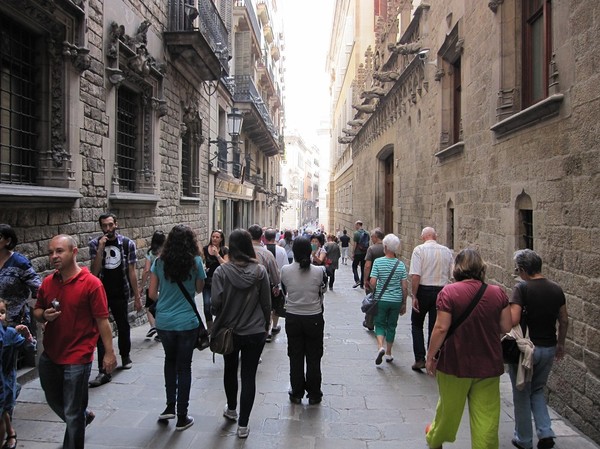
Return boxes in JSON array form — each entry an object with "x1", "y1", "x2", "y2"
[{"x1": 409, "y1": 227, "x2": 453, "y2": 371}]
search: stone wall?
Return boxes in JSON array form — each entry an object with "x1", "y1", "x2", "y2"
[{"x1": 343, "y1": 0, "x2": 600, "y2": 442}]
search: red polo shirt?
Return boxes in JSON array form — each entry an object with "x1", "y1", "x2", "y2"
[{"x1": 36, "y1": 267, "x2": 109, "y2": 365}]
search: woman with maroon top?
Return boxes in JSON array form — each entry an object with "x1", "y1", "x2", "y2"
[{"x1": 424, "y1": 248, "x2": 512, "y2": 449}]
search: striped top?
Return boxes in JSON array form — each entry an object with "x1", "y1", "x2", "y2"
[
  {"x1": 370, "y1": 257, "x2": 408, "y2": 303},
  {"x1": 408, "y1": 240, "x2": 453, "y2": 287}
]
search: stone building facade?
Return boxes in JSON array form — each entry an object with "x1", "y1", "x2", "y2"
[
  {"x1": 328, "y1": 0, "x2": 600, "y2": 442},
  {"x1": 0, "y1": 0, "x2": 283, "y2": 318}
]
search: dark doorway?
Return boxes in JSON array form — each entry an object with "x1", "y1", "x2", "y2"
[{"x1": 384, "y1": 155, "x2": 394, "y2": 234}]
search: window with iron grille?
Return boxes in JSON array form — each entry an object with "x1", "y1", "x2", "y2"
[
  {"x1": 116, "y1": 86, "x2": 139, "y2": 192},
  {"x1": 519, "y1": 209, "x2": 534, "y2": 250},
  {"x1": 181, "y1": 131, "x2": 193, "y2": 196},
  {"x1": 0, "y1": 15, "x2": 38, "y2": 185}
]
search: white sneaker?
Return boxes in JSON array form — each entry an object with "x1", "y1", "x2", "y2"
[
  {"x1": 237, "y1": 426, "x2": 249, "y2": 438},
  {"x1": 223, "y1": 405, "x2": 238, "y2": 421}
]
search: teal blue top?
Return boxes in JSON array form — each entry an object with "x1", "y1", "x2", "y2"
[
  {"x1": 152, "y1": 256, "x2": 206, "y2": 331},
  {"x1": 370, "y1": 257, "x2": 407, "y2": 303}
]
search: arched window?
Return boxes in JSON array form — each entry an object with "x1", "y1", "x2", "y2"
[{"x1": 515, "y1": 191, "x2": 534, "y2": 250}]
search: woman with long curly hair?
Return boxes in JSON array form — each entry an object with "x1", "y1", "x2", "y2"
[
  {"x1": 211, "y1": 229, "x2": 271, "y2": 439},
  {"x1": 148, "y1": 225, "x2": 206, "y2": 432}
]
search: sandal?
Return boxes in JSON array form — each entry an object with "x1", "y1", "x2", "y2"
[{"x1": 3, "y1": 432, "x2": 17, "y2": 449}]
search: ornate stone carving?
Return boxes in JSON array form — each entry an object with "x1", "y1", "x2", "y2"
[
  {"x1": 342, "y1": 128, "x2": 359, "y2": 136},
  {"x1": 338, "y1": 136, "x2": 354, "y2": 144},
  {"x1": 151, "y1": 97, "x2": 168, "y2": 117},
  {"x1": 352, "y1": 102, "x2": 378, "y2": 113},
  {"x1": 435, "y1": 68, "x2": 445, "y2": 81},
  {"x1": 388, "y1": 41, "x2": 422, "y2": 55},
  {"x1": 347, "y1": 119, "x2": 365, "y2": 127},
  {"x1": 373, "y1": 71, "x2": 400, "y2": 82},
  {"x1": 360, "y1": 87, "x2": 386, "y2": 99},
  {"x1": 488, "y1": 0, "x2": 504, "y2": 13},
  {"x1": 182, "y1": 105, "x2": 204, "y2": 145},
  {"x1": 62, "y1": 41, "x2": 91, "y2": 72}
]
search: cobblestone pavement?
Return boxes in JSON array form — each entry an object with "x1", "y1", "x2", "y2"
[{"x1": 14, "y1": 262, "x2": 599, "y2": 448}]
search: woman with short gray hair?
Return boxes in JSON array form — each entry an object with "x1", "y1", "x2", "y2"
[{"x1": 368, "y1": 234, "x2": 408, "y2": 365}]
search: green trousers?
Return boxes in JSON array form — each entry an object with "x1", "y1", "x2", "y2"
[{"x1": 426, "y1": 371, "x2": 500, "y2": 449}]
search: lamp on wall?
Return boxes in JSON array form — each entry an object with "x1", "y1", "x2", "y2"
[{"x1": 208, "y1": 108, "x2": 245, "y2": 174}]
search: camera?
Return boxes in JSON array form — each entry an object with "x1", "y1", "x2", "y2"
[{"x1": 51, "y1": 299, "x2": 60, "y2": 310}]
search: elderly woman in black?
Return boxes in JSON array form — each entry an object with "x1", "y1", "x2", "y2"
[{"x1": 281, "y1": 237, "x2": 327, "y2": 405}]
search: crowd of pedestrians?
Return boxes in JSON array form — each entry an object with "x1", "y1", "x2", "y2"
[{"x1": 0, "y1": 219, "x2": 569, "y2": 449}]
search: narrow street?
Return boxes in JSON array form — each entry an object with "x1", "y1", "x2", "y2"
[{"x1": 14, "y1": 263, "x2": 598, "y2": 449}]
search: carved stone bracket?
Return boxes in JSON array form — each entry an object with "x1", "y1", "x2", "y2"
[
  {"x1": 62, "y1": 42, "x2": 91, "y2": 72},
  {"x1": 106, "y1": 67, "x2": 125, "y2": 88},
  {"x1": 151, "y1": 97, "x2": 168, "y2": 117},
  {"x1": 488, "y1": 0, "x2": 504, "y2": 13},
  {"x1": 435, "y1": 68, "x2": 445, "y2": 81}
]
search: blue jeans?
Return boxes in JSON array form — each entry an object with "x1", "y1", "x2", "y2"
[
  {"x1": 223, "y1": 332, "x2": 266, "y2": 427},
  {"x1": 157, "y1": 328, "x2": 198, "y2": 416},
  {"x1": 508, "y1": 345, "x2": 557, "y2": 448},
  {"x1": 202, "y1": 286, "x2": 213, "y2": 323},
  {"x1": 38, "y1": 352, "x2": 92, "y2": 449},
  {"x1": 411, "y1": 285, "x2": 442, "y2": 361}
]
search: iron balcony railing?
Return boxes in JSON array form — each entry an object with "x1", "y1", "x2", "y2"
[
  {"x1": 234, "y1": 75, "x2": 278, "y2": 139},
  {"x1": 168, "y1": 0, "x2": 229, "y2": 68}
]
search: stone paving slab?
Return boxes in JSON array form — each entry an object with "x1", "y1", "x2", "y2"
[{"x1": 13, "y1": 262, "x2": 600, "y2": 448}]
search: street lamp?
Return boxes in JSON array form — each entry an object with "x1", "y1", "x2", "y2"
[
  {"x1": 209, "y1": 107, "x2": 245, "y2": 174},
  {"x1": 276, "y1": 182, "x2": 283, "y2": 196}
]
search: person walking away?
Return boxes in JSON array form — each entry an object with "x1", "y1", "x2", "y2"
[
  {"x1": 148, "y1": 225, "x2": 206, "y2": 431},
  {"x1": 140, "y1": 230, "x2": 165, "y2": 341},
  {"x1": 202, "y1": 229, "x2": 229, "y2": 334},
  {"x1": 352, "y1": 221, "x2": 368, "y2": 288},
  {"x1": 278, "y1": 230, "x2": 294, "y2": 264},
  {"x1": 339, "y1": 230, "x2": 350, "y2": 265},
  {"x1": 362, "y1": 228, "x2": 385, "y2": 330},
  {"x1": 34, "y1": 234, "x2": 117, "y2": 449},
  {"x1": 0, "y1": 298, "x2": 36, "y2": 449},
  {"x1": 323, "y1": 234, "x2": 341, "y2": 290},
  {"x1": 425, "y1": 248, "x2": 512, "y2": 449},
  {"x1": 89, "y1": 213, "x2": 141, "y2": 386},
  {"x1": 281, "y1": 237, "x2": 327, "y2": 405},
  {"x1": 508, "y1": 249, "x2": 568, "y2": 449},
  {"x1": 248, "y1": 225, "x2": 281, "y2": 342},
  {"x1": 264, "y1": 228, "x2": 288, "y2": 341},
  {"x1": 0, "y1": 224, "x2": 41, "y2": 367},
  {"x1": 211, "y1": 229, "x2": 271, "y2": 439},
  {"x1": 368, "y1": 234, "x2": 408, "y2": 364},
  {"x1": 409, "y1": 227, "x2": 453, "y2": 371}
]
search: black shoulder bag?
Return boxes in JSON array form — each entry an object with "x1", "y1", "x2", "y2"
[
  {"x1": 434, "y1": 283, "x2": 487, "y2": 360},
  {"x1": 502, "y1": 282, "x2": 528, "y2": 364},
  {"x1": 176, "y1": 281, "x2": 210, "y2": 351},
  {"x1": 361, "y1": 259, "x2": 400, "y2": 315}
]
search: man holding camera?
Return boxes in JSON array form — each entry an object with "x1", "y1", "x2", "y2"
[
  {"x1": 88, "y1": 213, "x2": 141, "y2": 387},
  {"x1": 34, "y1": 234, "x2": 117, "y2": 449}
]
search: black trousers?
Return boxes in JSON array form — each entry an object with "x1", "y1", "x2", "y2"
[
  {"x1": 285, "y1": 312, "x2": 324, "y2": 400},
  {"x1": 97, "y1": 295, "x2": 130, "y2": 371},
  {"x1": 410, "y1": 285, "x2": 443, "y2": 362},
  {"x1": 352, "y1": 253, "x2": 366, "y2": 284}
]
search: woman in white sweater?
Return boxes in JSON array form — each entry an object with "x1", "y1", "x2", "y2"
[{"x1": 280, "y1": 237, "x2": 327, "y2": 405}]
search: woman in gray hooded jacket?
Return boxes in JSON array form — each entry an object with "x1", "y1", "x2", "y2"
[{"x1": 210, "y1": 229, "x2": 271, "y2": 439}]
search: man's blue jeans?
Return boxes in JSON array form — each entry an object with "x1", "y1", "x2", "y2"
[
  {"x1": 157, "y1": 327, "x2": 198, "y2": 416},
  {"x1": 38, "y1": 352, "x2": 91, "y2": 449},
  {"x1": 508, "y1": 345, "x2": 557, "y2": 448}
]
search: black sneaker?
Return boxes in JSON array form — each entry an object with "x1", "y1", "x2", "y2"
[
  {"x1": 146, "y1": 327, "x2": 157, "y2": 338},
  {"x1": 158, "y1": 404, "x2": 176, "y2": 420},
  {"x1": 271, "y1": 325, "x2": 281, "y2": 334},
  {"x1": 537, "y1": 438, "x2": 555, "y2": 449},
  {"x1": 121, "y1": 356, "x2": 133, "y2": 370},
  {"x1": 308, "y1": 397, "x2": 322, "y2": 405},
  {"x1": 175, "y1": 415, "x2": 194, "y2": 431},
  {"x1": 352, "y1": 282, "x2": 360, "y2": 288},
  {"x1": 85, "y1": 410, "x2": 96, "y2": 426},
  {"x1": 89, "y1": 373, "x2": 111, "y2": 388},
  {"x1": 288, "y1": 389, "x2": 302, "y2": 404}
]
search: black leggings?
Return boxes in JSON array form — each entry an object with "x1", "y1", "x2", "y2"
[{"x1": 222, "y1": 332, "x2": 266, "y2": 427}]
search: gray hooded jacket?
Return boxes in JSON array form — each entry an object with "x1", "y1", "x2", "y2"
[{"x1": 210, "y1": 262, "x2": 271, "y2": 336}]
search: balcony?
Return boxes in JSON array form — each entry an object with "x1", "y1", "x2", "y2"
[
  {"x1": 263, "y1": 24, "x2": 274, "y2": 44},
  {"x1": 234, "y1": 75, "x2": 280, "y2": 157},
  {"x1": 164, "y1": 0, "x2": 229, "y2": 83},
  {"x1": 256, "y1": 1, "x2": 269, "y2": 25},
  {"x1": 234, "y1": 0, "x2": 261, "y2": 50}
]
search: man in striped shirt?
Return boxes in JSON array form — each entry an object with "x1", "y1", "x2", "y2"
[{"x1": 408, "y1": 227, "x2": 453, "y2": 371}]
